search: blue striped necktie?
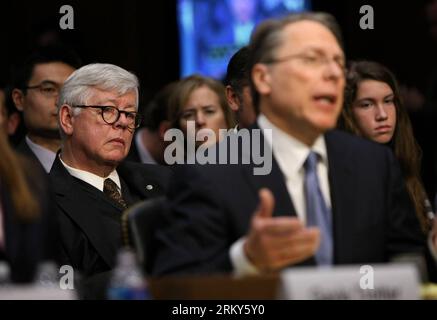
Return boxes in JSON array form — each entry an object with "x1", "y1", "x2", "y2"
[{"x1": 303, "y1": 151, "x2": 333, "y2": 265}]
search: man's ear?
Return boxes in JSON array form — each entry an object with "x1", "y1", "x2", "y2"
[
  {"x1": 59, "y1": 105, "x2": 74, "y2": 135},
  {"x1": 6, "y1": 112, "x2": 20, "y2": 135},
  {"x1": 252, "y1": 63, "x2": 272, "y2": 96},
  {"x1": 225, "y1": 85, "x2": 240, "y2": 112},
  {"x1": 12, "y1": 88, "x2": 25, "y2": 112}
]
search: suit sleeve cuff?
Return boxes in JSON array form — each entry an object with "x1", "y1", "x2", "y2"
[{"x1": 230, "y1": 237, "x2": 260, "y2": 277}]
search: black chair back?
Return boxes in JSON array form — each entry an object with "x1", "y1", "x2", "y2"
[{"x1": 122, "y1": 197, "x2": 168, "y2": 274}]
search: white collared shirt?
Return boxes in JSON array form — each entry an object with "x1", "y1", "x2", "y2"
[
  {"x1": 230, "y1": 114, "x2": 332, "y2": 276},
  {"x1": 25, "y1": 136, "x2": 57, "y2": 173},
  {"x1": 258, "y1": 114, "x2": 331, "y2": 223},
  {"x1": 59, "y1": 155, "x2": 121, "y2": 192}
]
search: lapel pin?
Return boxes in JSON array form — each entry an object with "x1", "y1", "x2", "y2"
[{"x1": 146, "y1": 184, "x2": 154, "y2": 191}]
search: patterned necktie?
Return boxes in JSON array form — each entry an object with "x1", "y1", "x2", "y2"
[
  {"x1": 103, "y1": 178, "x2": 127, "y2": 210},
  {"x1": 303, "y1": 151, "x2": 333, "y2": 266}
]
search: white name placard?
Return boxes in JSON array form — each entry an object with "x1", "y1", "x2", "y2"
[{"x1": 278, "y1": 263, "x2": 420, "y2": 300}]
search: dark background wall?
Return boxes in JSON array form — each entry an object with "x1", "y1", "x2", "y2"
[
  {"x1": 0, "y1": 0, "x2": 179, "y2": 103},
  {"x1": 314, "y1": 0, "x2": 434, "y2": 91},
  {"x1": 0, "y1": 0, "x2": 434, "y2": 99}
]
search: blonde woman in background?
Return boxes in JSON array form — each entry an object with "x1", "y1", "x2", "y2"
[{"x1": 168, "y1": 74, "x2": 235, "y2": 150}]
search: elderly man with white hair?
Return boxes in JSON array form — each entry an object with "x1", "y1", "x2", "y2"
[{"x1": 50, "y1": 63, "x2": 170, "y2": 278}]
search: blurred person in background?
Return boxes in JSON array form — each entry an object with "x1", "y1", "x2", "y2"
[
  {"x1": 0, "y1": 86, "x2": 21, "y2": 143},
  {"x1": 12, "y1": 45, "x2": 81, "y2": 172},
  {"x1": 0, "y1": 112, "x2": 58, "y2": 283},
  {"x1": 127, "y1": 82, "x2": 176, "y2": 165},
  {"x1": 168, "y1": 74, "x2": 235, "y2": 151},
  {"x1": 225, "y1": 46, "x2": 257, "y2": 129}
]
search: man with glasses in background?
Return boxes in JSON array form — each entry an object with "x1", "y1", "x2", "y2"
[
  {"x1": 11, "y1": 46, "x2": 81, "y2": 172},
  {"x1": 50, "y1": 63, "x2": 170, "y2": 282}
]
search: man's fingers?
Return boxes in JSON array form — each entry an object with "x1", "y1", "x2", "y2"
[
  {"x1": 257, "y1": 217, "x2": 303, "y2": 235},
  {"x1": 270, "y1": 229, "x2": 321, "y2": 268},
  {"x1": 254, "y1": 188, "x2": 275, "y2": 219},
  {"x1": 262, "y1": 227, "x2": 320, "y2": 251}
]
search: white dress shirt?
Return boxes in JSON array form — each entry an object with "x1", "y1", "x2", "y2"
[
  {"x1": 59, "y1": 156, "x2": 121, "y2": 192},
  {"x1": 230, "y1": 114, "x2": 332, "y2": 276},
  {"x1": 25, "y1": 136, "x2": 57, "y2": 173}
]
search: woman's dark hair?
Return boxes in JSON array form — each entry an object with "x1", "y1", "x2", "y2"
[{"x1": 339, "y1": 60, "x2": 430, "y2": 232}]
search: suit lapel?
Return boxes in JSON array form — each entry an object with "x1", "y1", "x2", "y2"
[
  {"x1": 325, "y1": 131, "x2": 355, "y2": 263},
  {"x1": 16, "y1": 139, "x2": 45, "y2": 172},
  {"x1": 119, "y1": 177, "x2": 136, "y2": 206},
  {"x1": 240, "y1": 124, "x2": 297, "y2": 218},
  {"x1": 74, "y1": 178, "x2": 123, "y2": 220},
  {"x1": 50, "y1": 157, "x2": 121, "y2": 268},
  {"x1": 118, "y1": 161, "x2": 166, "y2": 200},
  {"x1": 16, "y1": 139, "x2": 37, "y2": 161}
]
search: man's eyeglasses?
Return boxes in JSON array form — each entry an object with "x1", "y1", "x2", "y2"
[
  {"x1": 73, "y1": 105, "x2": 142, "y2": 129},
  {"x1": 25, "y1": 81, "x2": 61, "y2": 98},
  {"x1": 264, "y1": 52, "x2": 347, "y2": 75}
]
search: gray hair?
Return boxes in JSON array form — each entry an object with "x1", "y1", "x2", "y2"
[
  {"x1": 249, "y1": 12, "x2": 344, "y2": 110},
  {"x1": 58, "y1": 63, "x2": 139, "y2": 112}
]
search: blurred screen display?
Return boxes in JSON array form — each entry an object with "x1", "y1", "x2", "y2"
[{"x1": 178, "y1": 0, "x2": 311, "y2": 80}]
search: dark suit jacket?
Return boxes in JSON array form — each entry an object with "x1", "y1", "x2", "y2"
[
  {"x1": 49, "y1": 156, "x2": 171, "y2": 278},
  {"x1": 16, "y1": 139, "x2": 36, "y2": 160},
  {"x1": 152, "y1": 128, "x2": 429, "y2": 276},
  {"x1": 16, "y1": 138, "x2": 40, "y2": 163},
  {"x1": 16, "y1": 139, "x2": 49, "y2": 173},
  {"x1": 1, "y1": 159, "x2": 59, "y2": 283}
]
